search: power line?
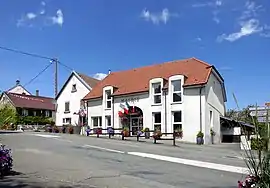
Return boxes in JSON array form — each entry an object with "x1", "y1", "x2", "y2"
[
  {"x1": 0, "y1": 46, "x2": 53, "y2": 60},
  {"x1": 23, "y1": 62, "x2": 53, "y2": 87}
]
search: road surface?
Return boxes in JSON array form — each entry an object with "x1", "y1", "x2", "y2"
[{"x1": 0, "y1": 132, "x2": 249, "y2": 188}]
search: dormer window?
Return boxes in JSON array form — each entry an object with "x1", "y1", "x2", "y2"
[
  {"x1": 71, "y1": 84, "x2": 77, "y2": 92},
  {"x1": 171, "y1": 79, "x2": 182, "y2": 102},
  {"x1": 105, "y1": 90, "x2": 112, "y2": 109},
  {"x1": 152, "y1": 82, "x2": 161, "y2": 104}
]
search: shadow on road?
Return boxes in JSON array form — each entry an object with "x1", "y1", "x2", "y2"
[{"x1": 0, "y1": 171, "x2": 75, "y2": 188}]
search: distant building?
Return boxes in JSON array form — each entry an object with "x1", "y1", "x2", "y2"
[
  {"x1": 55, "y1": 71, "x2": 100, "y2": 126},
  {"x1": 0, "y1": 80, "x2": 56, "y2": 125},
  {"x1": 83, "y1": 58, "x2": 227, "y2": 144}
]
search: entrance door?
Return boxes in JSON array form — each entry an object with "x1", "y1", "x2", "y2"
[{"x1": 130, "y1": 118, "x2": 143, "y2": 135}]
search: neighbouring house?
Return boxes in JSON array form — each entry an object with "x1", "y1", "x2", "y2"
[
  {"x1": 55, "y1": 71, "x2": 100, "y2": 127},
  {"x1": 83, "y1": 57, "x2": 227, "y2": 144},
  {"x1": 7, "y1": 80, "x2": 31, "y2": 95},
  {"x1": 0, "y1": 91, "x2": 55, "y2": 125}
]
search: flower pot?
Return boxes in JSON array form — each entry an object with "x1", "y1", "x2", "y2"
[
  {"x1": 211, "y1": 135, "x2": 214, "y2": 144},
  {"x1": 123, "y1": 130, "x2": 129, "y2": 137},
  {"x1": 145, "y1": 132, "x2": 150, "y2": 139},
  {"x1": 196, "y1": 137, "x2": 204, "y2": 145}
]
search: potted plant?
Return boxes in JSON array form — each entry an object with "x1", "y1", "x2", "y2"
[
  {"x1": 122, "y1": 127, "x2": 129, "y2": 137},
  {"x1": 210, "y1": 128, "x2": 215, "y2": 144},
  {"x1": 174, "y1": 128, "x2": 183, "y2": 139},
  {"x1": 53, "y1": 126, "x2": 59, "y2": 133},
  {"x1": 153, "y1": 130, "x2": 162, "y2": 140},
  {"x1": 68, "y1": 126, "x2": 74, "y2": 134},
  {"x1": 196, "y1": 131, "x2": 204, "y2": 145},
  {"x1": 144, "y1": 127, "x2": 150, "y2": 139}
]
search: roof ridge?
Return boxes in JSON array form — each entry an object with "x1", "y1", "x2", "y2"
[
  {"x1": 108, "y1": 57, "x2": 192, "y2": 74},
  {"x1": 77, "y1": 72, "x2": 100, "y2": 81},
  {"x1": 191, "y1": 57, "x2": 211, "y2": 67},
  {"x1": 7, "y1": 92, "x2": 54, "y2": 99}
]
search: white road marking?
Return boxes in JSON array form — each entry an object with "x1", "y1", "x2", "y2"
[
  {"x1": 128, "y1": 152, "x2": 249, "y2": 175},
  {"x1": 53, "y1": 138, "x2": 73, "y2": 143},
  {"x1": 34, "y1": 134, "x2": 61, "y2": 138},
  {"x1": 82, "y1": 144, "x2": 125, "y2": 154}
]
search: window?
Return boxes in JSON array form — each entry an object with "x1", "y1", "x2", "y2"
[
  {"x1": 106, "y1": 116, "x2": 111, "y2": 127},
  {"x1": 105, "y1": 90, "x2": 112, "y2": 109},
  {"x1": 71, "y1": 84, "x2": 77, "y2": 92},
  {"x1": 33, "y1": 111, "x2": 37, "y2": 116},
  {"x1": 171, "y1": 80, "x2": 182, "y2": 102},
  {"x1": 153, "y1": 112, "x2": 161, "y2": 131},
  {"x1": 63, "y1": 118, "x2": 71, "y2": 124},
  {"x1": 152, "y1": 82, "x2": 161, "y2": 104},
  {"x1": 22, "y1": 109, "x2": 28, "y2": 116},
  {"x1": 65, "y1": 102, "x2": 70, "y2": 112},
  {"x1": 173, "y1": 111, "x2": 182, "y2": 131},
  {"x1": 92, "y1": 116, "x2": 102, "y2": 127},
  {"x1": 210, "y1": 111, "x2": 213, "y2": 128},
  {"x1": 45, "y1": 110, "x2": 50, "y2": 117}
]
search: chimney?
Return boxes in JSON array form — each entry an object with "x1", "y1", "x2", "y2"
[
  {"x1": 16, "y1": 79, "x2": 20, "y2": 86},
  {"x1": 108, "y1": 69, "x2": 111, "y2": 74},
  {"x1": 36, "y1": 90, "x2": 39, "y2": 96}
]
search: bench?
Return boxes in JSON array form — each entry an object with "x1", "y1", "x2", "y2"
[{"x1": 153, "y1": 133, "x2": 176, "y2": 146}]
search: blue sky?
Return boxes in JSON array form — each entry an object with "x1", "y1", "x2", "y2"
[{"x1": 0, "y1": 0, "x2": 269, "y2": 110}]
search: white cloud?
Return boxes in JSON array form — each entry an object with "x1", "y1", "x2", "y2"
[
  {"x1": 50, "y1": 9, "x2": 64, "y2": 26},
  {"x1": 26, "y1": 13, "x2": 37, "y2": 19},
  {"x1": 217, "y1": 19, "x2": 262, "y2": 42},
  {"x1": 93, "y1": 73, "x2": 107, "y2": 80},
  {"x1": 192, "y1": 0, "x2": 222, "y2": 8},
  {"x1": 17, "y1": 2, "x2": 63, "y2": 28},
  {"x1": 240, "y1": 1, "x2": 263, "y2": 20},
  {"x1": 141, "y1": 8, "x2": 178, "y2": 25}
]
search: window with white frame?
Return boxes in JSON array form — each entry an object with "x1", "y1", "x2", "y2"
[
  {"x1": 105, "y1": 90, "x2": 112, "y2": 109},
  {"x1": 172, "y1": 111, "x2": 182, "y2": 131},
  {"x1": 71, "y1": 84, "x2": 77, "y2": 92},
  {"x1": 64, "y1": 102, "x2": 70, "y2": 112},
  {"x1": 92, "y1": 116, "x2": 102, "y2": 127},
  {"x1": 171, "y1": 79, "x2": 182, "y2": 102},
  {"x1": 45, "y1": 110, "x2": 50, "y2": 117},
  {"x1": 153, "y1": 112, "x2": 161, "y2": 131},
  {"x1": 106, "y1": 116, "x2": 111, "y2": 127},
  {"x1": 152, "y1": 82, "x2": 161, "y2": 104},
  {"x1": 63, "y1": 118, "x2": 71, "y2": 124}
]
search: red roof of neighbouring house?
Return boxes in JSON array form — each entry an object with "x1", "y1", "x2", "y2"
[
  {"x1": 5, "y1": 92, "x2": 55, "y2": 111},
  {"x1": 83, "y1": 57, "x2": 221, "y2": 100}
]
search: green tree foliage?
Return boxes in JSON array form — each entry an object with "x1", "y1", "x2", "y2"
[{"x1": 0, "y1": 105, "x2": 17, "y2": 126}]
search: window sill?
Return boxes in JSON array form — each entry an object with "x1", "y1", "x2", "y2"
[
  {"x1": 71, "y1": 90, "x2": 77, "y2": 93},
  {"x1": 171, "y1": 101, "x2": 182, "y2": 105},
  {"x1": 105, "y1": 108, "x2": 112, "y2": 110},
  {"x1": 64, "y1": 111, "x2": 70, "y2": 114},
  {"x1": 151, "y1": 103, "x2": 162, "y2": 106}
]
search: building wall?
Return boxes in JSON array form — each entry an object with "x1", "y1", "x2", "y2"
[
  {"x1": 8, "y1": 85, "x2": 31, "y2": 95},
  {"x1": 87, "y1": 88, "x2": 207, "y2": 143},
  {"x1": 0, "y1": 93, "x2": 15, "y2": 109},
  {"x1": 56, "y1": 74, "x2": 90, "y2": 126},
  {"x1": 86, "y1": 73, "x2": 225, "y2": 144},
  {"x1": 204, "y1": 73, "x2": 226, "y2": 144}
]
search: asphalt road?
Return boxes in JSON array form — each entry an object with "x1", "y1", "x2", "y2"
[{"x1": 0, "y1": 132, "x2": 249, "y2": 188}]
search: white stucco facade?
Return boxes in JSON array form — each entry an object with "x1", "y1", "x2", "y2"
[
  {"x1": 86, "y1": 72, "x2": 226, "y2": 144},
  {"x1": 56, "y1": 73, "x2": 91, "y2": 126}
]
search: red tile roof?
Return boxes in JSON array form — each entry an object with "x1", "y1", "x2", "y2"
[
  {"x1": 83, "y1": 58, "x2": 215, "y2": 100},
  {"x1": 77, "y1": 73, "x2": 100, "y2": 88},
  {"x1": 6, "y1": 92, "x2": 55, "y2": 111}
]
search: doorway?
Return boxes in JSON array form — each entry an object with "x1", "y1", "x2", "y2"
[{"x1": 130, "y1": 117, "x2": 143, "y2": 136}]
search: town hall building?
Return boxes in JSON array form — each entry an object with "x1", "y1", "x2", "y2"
[{"x1": 83, "y1": 58, "x2": 227, "y2": 144}]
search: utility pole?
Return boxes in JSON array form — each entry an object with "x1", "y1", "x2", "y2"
[{"x1": 53, "y1": 58, "x2": 58, "y2": 98}]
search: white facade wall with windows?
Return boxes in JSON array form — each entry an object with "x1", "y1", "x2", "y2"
[
  {"x1": 86, "y1": 73, "x2": 225, "y2": 144},
  {"x1": 56, "y1": 74, "x2": 90, "y2": 126}
]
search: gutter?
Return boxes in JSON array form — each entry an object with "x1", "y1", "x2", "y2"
[
  {"x1": 162, "y1": 88, "x2": 168, "y2": 134},
  {"x1": 112, "y1": 96, "x2": 114, "y2": 128},
  {"x1": 199, "y1": 85, "x2": 204, "y2": 132}
]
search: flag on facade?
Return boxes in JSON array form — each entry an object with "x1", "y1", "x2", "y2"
[
  {"x1": 120, "y1": 103, "x2": 129, "y2": 114},
  {"x1": 132, "y1": 106, "x2": 135, "y2": 113},
  {"x1": 118, "y1": 111, "x2": 124, "y2": 117}
]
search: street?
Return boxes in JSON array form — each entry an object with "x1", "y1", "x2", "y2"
[{"x1": 0, "y1": 132, "x2": 249, "y2": 188}]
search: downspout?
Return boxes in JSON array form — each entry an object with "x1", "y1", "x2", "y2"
[
  {"x1": 85, "y1": 100, "x2": 88, "y2": 126},
  {"x1": 112, "y1": 96, "x2": 114, "y2": 128},
  {"x1": 162, "y1": 88, "x2": 168, "y2": 134},
  {"x1": 199, "y1": 86, "x2": 203, "y2": 132}
]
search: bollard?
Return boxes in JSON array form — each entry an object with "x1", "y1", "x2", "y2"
[
  {"x1": 109, "y1": 133, "x2": 111, "y2": 139},
  {"x1": 173, "y1": 134, "x2": 176, "y2": 146},
  {"x1": 97, "y1": 133, "x2": 99, "y2": 138},
  {"x1": 153, "y1": 138, "x2": 156, "y2": 144},
  {"x1": 137, "y1": 135, "x2": 139, "y2": 142}
]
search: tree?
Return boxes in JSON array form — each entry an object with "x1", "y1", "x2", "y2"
[{"x1": 0, "y1": 105, "x2": 17, "y2": 126}]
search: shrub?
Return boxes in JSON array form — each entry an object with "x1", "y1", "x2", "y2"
[{"x1": 251, "y1": 137, "x2": 268, "y2": 151}]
